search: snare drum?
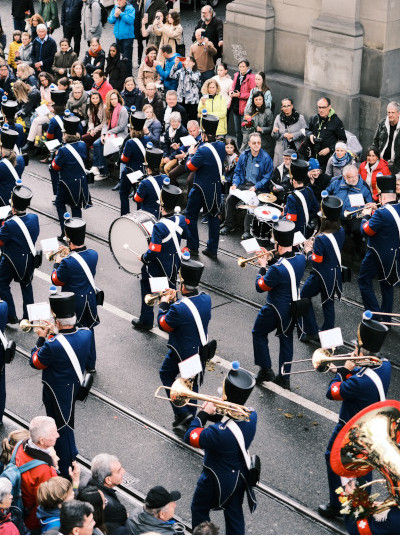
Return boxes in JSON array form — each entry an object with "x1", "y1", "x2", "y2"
[
  {"x1": 251, "y1": 204, "x2": 282, "y2": 240},
  {"x1": 109, "y1": 211, "x2": 157, "y2": 274}
]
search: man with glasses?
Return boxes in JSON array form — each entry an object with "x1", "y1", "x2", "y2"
[
  {"x1": 192, "y1": 5, "x2": 224, "y2": 60},
  {"x1": 305, "y1": 96, "x2": 346, "y2": 171}
]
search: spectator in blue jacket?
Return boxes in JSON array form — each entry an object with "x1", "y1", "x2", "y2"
[
  {"x1": 61, "y1": 0, "x2": 83, "y2": 56},
  {"x1": 108, "y1": 0, "x2": 135, "y2": 76},
  {"x1": 155, "y1": 45, "x2": 182, "y2": 92},
  {"x1": 221, "y1": 132, "x2": 273, "y2": 239},
  {"x1": 31, "y1": 24, "x2": 57, "y2": 76}
]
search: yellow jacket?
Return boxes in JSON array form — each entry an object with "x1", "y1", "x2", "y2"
[
  {"x1": 8, "y1": 41, "x2": 22, "y2": 69},
  {"x1": 197, "y1": 93, "x2": 227, "y2": 136}
]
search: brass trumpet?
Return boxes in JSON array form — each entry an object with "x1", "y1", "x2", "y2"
[
  {"x1": 237, "y1": 248, "x2": 275, "y2": 268},
  {"x1": 343, "y1": 203, "x2": 381, "y2": 219},
  {"x1": 155, "y1": 378, "x2": 252, "y2": 421},
  {"x1": 46, "y1": 245, "x2": 70, "y2": 262},
  {"x1": 20, "y1": 319, "x2": 56, "y2": 333},
  {"x1": 144, "y1": 289, "x2": 176, "y2": 307}
]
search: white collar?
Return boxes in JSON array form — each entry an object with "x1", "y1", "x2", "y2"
[{"x1": 27, "y1": 438, "x2": 53, "y2": 455}]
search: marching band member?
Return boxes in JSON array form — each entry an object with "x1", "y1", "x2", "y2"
[
  {"x1": 133, "y1": 146, "x2": 167, "y2": 219},
  {"x1": 51, "y1": 215, "x2": 99, "y2": 373},
  {"x1": 0, "y1": 298, "x2": 8, "y2": 425},
  {"x1": 358, "y1": 174, "x2": 400, "y2": 322},
  {"x1": 157, "y1": 255, "x2": 211, "y2": 433},
  {"x1": 1, "y1": 98, "x2": 26, "y2": 150},
  {"x1": 0, "y1": 182, "x2": 39, "y2": 324},
  {"x1": 184, "y1": 362, "x2": 257, "y2": 535},
  {"x1": 51, "y1": 115, "x2": 91, "y2": 242},
  {"x1": 0, "y1": 125, "x2": 24, "y2": 207},
  {"x1": 30, "y1": 290, "x2": 94, "y2": 478},
  {"x1": 300, "y1": 193, "x2": 345, "y2": 340},
  {"x1": 132, "y1": 181, "x2": 188, "y2": 331},
  {"x1": 318, "y1": 317, "x2": 391, "y2": 519},
  {"x1": 47, "y1": 89, "x2": 70, "y2": 196},
  {"x1": 186, "y1": 113, "x2": 225, "y2": 260},
  {"x1": 345, "y1": 493, "x2": 400, "y2": 535},
  {"x1": 253, "y1": 219, "x2": 306, "y2": 389}
]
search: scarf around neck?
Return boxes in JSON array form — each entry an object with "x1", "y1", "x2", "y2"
[
  {"x1": 332, "y1": 151, "x2": 352, "y2": 168},
  {"x1": 280, "y1": 108, "x2": 299, "y2": 127},
  {"x1": 109, "y1": 102, "x2": 122, "y2": 129},
  {"x1": 89, "y1": 45, "x2": 102, "y2": 58}
]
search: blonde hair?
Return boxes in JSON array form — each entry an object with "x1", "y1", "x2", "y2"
[
  {"x1": 37, "y1": 477, "x2": 72, "y2": 509},
  {"x1": 201, "y1": 78, "x2": 221, "y2": 96},
  {"x1": 12, "y1": 80, "x2": 31, "y2": 103},
  {"x1": 0, "y1": 429, "x2": 29, "y2": 465},
  {"x1": 17, "y1": 62, "x2": 35, "y2": 81},
  {"x1": 142, "y1": 104, "x2": 155, "y2": 117}
]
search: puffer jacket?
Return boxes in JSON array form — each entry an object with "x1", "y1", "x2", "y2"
[
  {"x1": 359, "y1": 158, "x2": 391, "y2": 200},
  {"x1": 36, "y1": 506, "x2": 60, "y2": 535},
  {"x1": 372, "y1": 117, "x2": 400, "y2": 175},
  {"x1": 197, "y1": 92, "x2": 227, "y2": 136}
]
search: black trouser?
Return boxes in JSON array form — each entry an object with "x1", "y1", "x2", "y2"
[
  {"x1": 182, "y1": 100, "x2": 198, "y2": 122},
  {"x1": 63, "y1": 25, "x2": 82, "y2": 56},
  {"x1": 224, "y1": 183, "x2": 253, "y2": 231}
]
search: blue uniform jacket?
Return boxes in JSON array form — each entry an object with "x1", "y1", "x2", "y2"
[
  {"x1": 47, "y1": 115, "x2": 83, "y2": 144},
  {"x1": 157, "y1": 291, "x2": 211, "y2": 360},
  {"x1": 142, "y1": 214, "x2": 188, "y2": 283},
  {"x1": 121, "y1": 135, "x2": 151, "y2": 172},
  {"x1": 326, "y1": 176, "x2": 373, "y2": 216},
  {"x1": 8, "y1": 122, "x2": 26, "y2": 149},
  {"x1": 308, "y1": 228, "x2": 345, "y2": 301},
  {"x1": 256, "y1": 252, "x2": 306, "y2": 334},
  {"x1": 0, "y1": 213, "x2": 39, "y2": 281},
  {"x1": 184, "y1": 410, "x2": 258, "y2": 509},
  {"x1": 232, "y1": 148, "x2": 273, "y2": 191},
  {"x1": 345, "y1": 507, "x2": 400, "y2": 535},
  {"x1": 0, "y1": 157, "x2": 24, "y2": 206},
  {"x1": 52, "y1": 142, "x2": 90, "y2": 207},
  {"x1": 51, "y1": 247, "x2": 99, "y2": 329},
  {"x1": 187, "y1": 141, "x2": 225, "y2": 214},
  {"x1": 134, "y1": 174, "x2": 166, "y2": 219},
  {"x1": 0, "y1": 301, "x2": 8, "y2": 370},
  {"x1": 284, "y1": 186, "x2": 319, "y2": 236},
  {"x1": 361, "y1": 203, "x2": 400, "y2": 282},
  {"x1": 326, "y1": 359, "x2": 391, "y2": 424}
]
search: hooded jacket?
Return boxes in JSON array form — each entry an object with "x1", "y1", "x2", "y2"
[
  {"x1": 108, "y1": 4, "x2": 135, "y2": 40},
  {"x1": 119, "y1": 508, "x2": 184, "y2": 535},
  {"x1": 36, "y1": 506, "x2": 60, "y2": 534}
]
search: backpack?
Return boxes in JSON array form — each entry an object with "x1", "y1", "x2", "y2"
[
  {"x1": 0, "y1": 441, "x2": 46, "y2": 513},
  {"x1": 99, "y1": 2, "x2": 108, "y2": 27}
]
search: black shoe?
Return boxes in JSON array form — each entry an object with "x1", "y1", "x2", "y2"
[
  {"x1": 220, "y1": 226, "x2": 234, "y2": 236},
  {"x1": 202, "y1": 248, "x2": 217, "y2": 260},
  {"x1": 274, "y1": 375, "x2": 290, "y2": 390},
  {"x1": 131, "y1": 319, "x2": 152, "y2": 331},
  {"x1": 201, "y1": 216, "x2": 208, "y2": 224},
  {"x1": 317, "y1": 504, "x2": 342, "y2": 519},
  {"x1": 86, "y1": 368, "x2": 96, "y2": 374},
  {"x1": 172, "y1": 413, "x2": 193, "y2": 428},
  {"x1": 111, "y1": 182, "x2": 121, "y2": 191},
  {"x1": 188, "y1": 249, "x2": 199, "y2": 258},
  {"x1": 299, "y1": 333, "x2": 319, "y2": 344},
  {"x1": 7, "y1": 315, "x2": 19, "y2": 325},
  {"x1": 241, "y1": 232, "x2": 252, "y2": 240},
  {"x1": 256, "y1": 368, "x2": 275, "y2": 384},
  {"x1": 57, "y1": 235, "x2": 68, "y2": 245}
]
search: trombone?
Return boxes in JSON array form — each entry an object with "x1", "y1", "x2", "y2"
[
  {"x1": 144, "y1": 289, "x2": 177, "y2": 307},
  {"x1": 155, "y1": 378, "x2": 252, "y2": 421},
  {"x1": 237, "y1": 248, "x2": 275, "y2": 268},
  {"x1": 20, "y1": 319, "x2": 56, "y2": 334},
  {"x1": 364, "y1": 310, "x2": 400, "y2": 327},
  {"x1": 281, "y1": 347, "x2": 382, "y2": 375}
]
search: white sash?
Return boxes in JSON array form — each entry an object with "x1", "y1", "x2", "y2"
[
  {"x1": 281, "y1": 258, "x2": 298, "y2": 301},
  {"x1": 364, "y1": 368, "x2": 386, "y2": 401},
  {"x1": 64, "y1": 144, "x2": 87, "y2": 173},
  {"x1": 133, "y1": 137, "x2": 146, "y2": 159},
  {"x1": 146, "y1": 175, "x2": 161, "y2": 200},
  {"x1": 70, "y1": 252, "x2": 96, "y2": 291},
  {"x1": 57, "y1": 334, "x2": 84, "y2": 384},
  {"x1": 181, "y1": 297, "x2": 208, "y2": 346},
  {"x1": 385, "y1": 204, "x2": 400, "y2": 239},
  {"x1": 2, "y1": 158, "x2": 20, "y2": 182},
  {"x1": 225, "y1": 419, "x2": 251, "y2": 470},
  {"x1": 324, "y1": 233, "x2": 341, "y2": 266},
  {"x1": 204, "y1": 142, "x2": 222, "y2": 180},
  {"x1": 294, "y1": 190, "x2": 309, "y2": 225},
  {"x1": 13, "y1": 216, "x2": 36, "y2": 256},
  {"x1": 160, "y1": 217, "x2": 182, "y2": 259},
  {"x1": 54, "y1": 115, "x2": 64, "y2": 131},
  {"x1": 0, "y1": 329, "x2": 8, "y2": 351}
]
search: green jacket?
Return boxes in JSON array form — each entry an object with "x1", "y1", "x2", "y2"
[{"x1": 38, "y1": 0, "x2": 60, "y2": 30}]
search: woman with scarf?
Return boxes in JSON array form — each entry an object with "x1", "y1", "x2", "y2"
[
  {"x1": 70, "y1": 61, "x2": 93, "y2": 91},
  {"x1": 137, "y1": 45, "x2": 159, "y2": 92},
  {"x1": 325, "y1": 142, "x2": 356, "y2": 179},
  {"x1": 272, "y1": 97, "x2": 307, "y2": 166},
  {"x1": 66, "y1": 81, "x2": 88, "y2": 125},
  {"x1": 105, "y1": 43, "x2": 128, "y2": 93},
  {"x1": 359, "y1": 146, "x2": 391, "y2": 201},
  {"x1": 241, "y1": 91, "x2": 274, "y2": 155},
  {"x1": 170, "y1": 55, "x2": 201, "y2": 121},
  {"x1": 83, "y1": 37, "x2": 106, "y2": 77},
  {"x1": 121, "y1": 76, "x2": 143, "y2": 111}
]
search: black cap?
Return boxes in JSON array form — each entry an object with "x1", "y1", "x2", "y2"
[
  {"x1": 321, "y1": 193, "x2": 342, "y2": 221},
  {"x1": 49, "y1": 291, "x2": 76, "y2": 319},
  {"x1": 130, "y1": 111, "x2": 146, "y2": 131},
  {"x1": 160, "y1": 180, "x2": 182, "y2": 211},
  {"x1": 64, "y1": 215, "x2": 86, "y2": 245},
  {"x1": 63, "y1": 115, "x2": 80, "y2": 135},
  {"x1": 376, "y1": 174, "x2": 396, "y2": 194},
  {"x1": 201, "y1": 112, "x2": 219, "y2": 137},
  {"x1": 1, "y1": 126, "x2": 18, "y2": 150},
  {"x1": 51, "y1": 90, "x2": 68, "y2": 107},
  {"x1": 358, "y1": 317, "x2": 388, "y2": 354},
  {"x1": 145, "y1": 486, "x2": 181, "y2": 509},
  {"x1": 2, "y1": 100, "x2": 18, "y2": 119},
  {"x1": 272, "y1": 219, "x2": 295, "y2": 247},
  {"x1": 11, "y1": 181, "x2": 32, "y2": 211},
  {"x1": 283, "y1": 149, "x2": 293, "y2": 157},
  {"x1": 145, "y1": 146, "x2": 163, "y2": 172},
  {"x1": 224, "y1": 362, "x2": 255, "y2": 405},
  {"x1": 291, "y1": 156, "x2": 309, "y2": 184},
  {"x1": 180, "y1": 257, "x2": 204, "y2": 287}
]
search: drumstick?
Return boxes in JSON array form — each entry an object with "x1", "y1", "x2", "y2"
[{"x1": 123, "y1": 244, "x2": 141, "y2": 258}]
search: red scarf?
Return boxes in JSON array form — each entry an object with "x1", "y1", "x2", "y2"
[
  {"x1": 109, "y1": 102, "x2": 122, "y2": 129},
  {"x1": 89, "y1": 45, "x2": 102, "y2": 58}
]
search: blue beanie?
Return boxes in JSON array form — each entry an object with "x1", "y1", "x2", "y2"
[{"x1": 308, "y1": 158, "x2": 320, "y2": 170}]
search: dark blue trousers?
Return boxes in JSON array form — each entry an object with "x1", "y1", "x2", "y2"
[
  {"x1": 0, "y1": 367, "x2": 5, "y2": 424},
  {"x1": 252, "y1": 305, "x2": 293, "y2": 375},
  {"x1": 49, "y1": 167, "x2": 59, "y2": 196},
  {"x1": 119, "y1": 173, "x2": 132, "y2": 216},
  {"x1": 55, "y1": 182, "x2": 82, "y2": 234},
  {"x1": 191, "y1": 470, "x2": 246, "y2": 535},
  {"x1": 186, "y1": 187, "x2": 220, "y2": 254},
  {"x1": 300, "y1": 273, "x2": 335, "y2": 335},
  {"x1": 116, "y1": 38, "x2": 133, "y2": 75},
  {"x1": 0, "y1": 260, "x2": 33, "y2": 319},
  {"x1": 358, "y1": 251, "x2": 394, "y2": 322}
]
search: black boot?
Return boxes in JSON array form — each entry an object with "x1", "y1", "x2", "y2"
[
  {"x1": 274, "y1": 375, "x2": 290, "y2": 390},
  {"x1": 256, "y1": 368, "x2": 275, "y2": 384},
  {"x1": 318, "y1": 504, "x2": 342, "y2": 519}
]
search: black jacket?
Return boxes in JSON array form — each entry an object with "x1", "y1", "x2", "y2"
[
  {"x1": 192, "y1": 16, "x2": 223, "y2": 57},
  {"x1": 18, "y1": 87, "x2": 41, "y2": 119},
  {"x1": 31, "y1": 35, "x2": 58, "y2": 73},
  {"x1": 12, "y1": 0, "x2": 35, "y2": 19},
  {"x1": 168, "y1": 103, "x2": 187, "y2": 127},
  {"x1": 305, "y1": 111, "x2": 346, "y2": 154},
  {"x1": 83, "y1": 49, "x2": 106, "y2": 76},
  {"x1": 162, "y1": 124, "x2": 188, "y2": 157},
  {"x1": 61, "y1": 0, "x2": 83, "y2": 28},
  {"x1": 87, "y1": 478, "x2": 128, "y2": 534},
  {"x1": 121, "y1": 88, "x2": 144, "y2": 111},
  {"x1": 0, "y1": 73, "x2": 16, "y2": 99},
  {"x1": 143, "y1": 0, "x2": 168, "y2": 25},
  {"x1": 143, "y1": 94, "x2": 165, "y2": 123},
  {"x1": 373, "y1": 119, "x2": 400, "y2": 175},
  {"x1": 105, "y1": 53, "x2": 128, "y2": 92},
  {"x1": 70, "y1": 74, "x2": 94, "y2": 91}
]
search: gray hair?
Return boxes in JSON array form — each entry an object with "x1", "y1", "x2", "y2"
[
  {"x1": 387, "y1": 101, "x2": 400, "y2": 113},
  {"x1": 166, "y1": 90, "x2": 177, "y2": 99},
  {"x1": 144, "y1": 504, "x2": 169, "y2": 518},
  {"x1": 187, "y1": 120, "x2": 199, "y2": 130},
  {"x1": 91, "y1": 453, "x2": 119, "y2": 484},
  {"x1": 170, "y1": 111, "x2": 181, "y2": 123},
  {"x1": 249, "y1": 132, "x2": 261, "y2": 142},
  {"x1": 342, "y1": 164, "x2": 358, "y2": 177},
  {"x1": 37, "y1": 24, "x2": 47, "y2": 33},
  {"x1": 29, "y1": 416, "x2": 56, "y2": 444},
  {"x1": 0, "y1": 478, "x2": 12, "y2": 503},
  {"x1": 57, "y1": 316, "x2": 76, "y2": 326}
]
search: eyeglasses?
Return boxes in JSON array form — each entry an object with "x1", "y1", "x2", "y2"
[{"x1": 318, "y1": 105, "x2": 329, "y2": 109}]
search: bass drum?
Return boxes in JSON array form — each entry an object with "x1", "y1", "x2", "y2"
[{"x1": 109, "y1": 211, "x2": 157, "y2": 275}]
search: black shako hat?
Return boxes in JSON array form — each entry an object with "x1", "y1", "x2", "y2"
[
  {"x1": 272, "y1": 219, "x2": 295, "y2": 247},
  {"x1": 376, "y1": 173, "x2": 396, "y2": 194},
  {"x1": 291, "y1": 155, "x2": 309, "y2": 184},
  {"x1": 180, "y1": 257, "x2": 204, "y2": 287},
  {"x1": 49, "y1": 290, "x2": 76, "y2": 319},
  {"x1": 160, "y1": 179, "x2": 181, "y2": 211},
  {"x1": 130, "y1": 111, "x2": 146, "y2": 131},
  {"x1": 224, "y1": 361, "x2": 255, "y2": 406},
  {"x1": 201, "y1": 111, "x2": 219, "y2": 137},
  {"x1": 11, "y1": 180, "x2": 32, "y2": 211},
  {"x1": 358, "y1": 314, "x2": 389, "y2": 354},
  {"x1": 145, "y1": 146, "x2": 163, "y2": 171},
  {"x1": 63, "y1": 115, "x2": 80, "y2": 135},
  {"x1": 2, "y1": 99, "x2": 18, "y2": 119},
  {"x1": 145, "y1": 486, "x2": 181, "y2": 509},
  {"x1": 1, "y1": 126, "x2": 18, "y2": 150},
  {"x1": 50, "y1": 90, "x2": 68, "y2": 107},
  {"x1": 321, "y1": 192, "x2": 343, "y2": 221},
  {"x1": 64, "y1": 214, "x2": 86, "y2": 245}
]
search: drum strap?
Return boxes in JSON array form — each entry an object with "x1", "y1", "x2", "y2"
[
  {"x1": 133, "y1": 137, "x2": 146, "y2": 159},
  {"x1": 363, "y1": 368, "x2": 385, "y2": 401},
  {"x1": 13, "y1": 216, "x2": 37, "y2": 256},
  {"x1": 70, "y1": 252, "x2": 96, "y2": 292},
  {"x1": 324, "y1": 233, "x2": 341, "y2": 266},
  {"x1": 160, "y1": 217, "x2": 182, "y2": 259},
  {"x1": 294, "y1": 190, "x2": 309, "y2": 225},
  {"x1": 146, "y1": 175, "x2": 161, "y2": 200},
  {"x1": 2, "y1": 159, "x2": 20, "y2": 182},
  {"x1": 204, "y1": 143, "x2": 222, "y2": 180},
  {"x1": 281, "y1": 258, "x2": 299, "y2": 301}
]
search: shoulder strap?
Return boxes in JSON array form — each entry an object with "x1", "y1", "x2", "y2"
[
  {"x1": 65, "y1": 143, "x2": 87, "y2": 173},
  {"x1": 159, "y1": 217, "x2": 182, "y2": 259},
  {"x1": 364, "y1": 368, "x2": 386, "y2": 401},
  {"x1": 146, "y1": 175, "x2": 161, "y2": 200},
  {"x1": 204, "y1": 142, "x2": 222, "y2": 179},
  {"x1": 293, "y1": 190, "x2": 309, "y2": 224},
  {"x1": 2, "y1": 159, "x2": 20, "y2": 182},
  {"x1": 56, "y1": 334, "x2": 84, "y2": 384},
  {"x1": 132, "y1": 137, "x2": 146, "y2": 159},
  {"x1": 70, "y1": 252, "x2": 96, "y2": 291},
  {"x1": 225, "y1": 420, "x2": 251, "y2": 470},
  {"x1": 10, "y1": 441, "x2": 23, "y2": 465},
  {"x1": 12, "y1": 216, "x2": 36, "y2": 256},
  {"x1": 54, "y1": 115, "x2": 64, "y2": 131},
  {"x1": 19, "y1": 459, "x2": 47, "y2": 473},
  {"x1": 324, "y1": 233, "x2": 342, "y2": 266},
  {"x1": 181, "y1": 297, "x2": 208, "y2": 346},
  {"x1": 0, "y1": 329, "x2": 8, "y2": 351},
  {"x1": 280, "y1": 258, "x2": 298, "y2": 301},
  {"x1": 385, "y1": 204, "x2": 400, "y2": 239}
]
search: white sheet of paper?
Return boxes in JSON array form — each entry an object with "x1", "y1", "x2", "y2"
[
  {"x1": 103, "y1": 135, "x2": 124, "y2": 156},
  {"x1": 180, "y1": 135, "x2": 196, "y2": 147},
  {"x1": 35, "y1": 104, "x2": 50, "y2": 117},
  {"x1": 41, "y1": 237, "x2": 59, "y2": 253},
  {"x1": 319, "y1": 327, "x2": 343, "y2": 349},
  {"x1": 230, "y1": 188, "x2": 259, "y2": 206},
  {"x1": 241, "y1": 238, "x2": 260, "y2": 253},
  {"x1": 27, "y1": 302, "x2": 52, "y2": 322},
  {"x1": 293, "y1": 231, "x2": 306, "y2": 247},
  {"x1": 44, "y1": 139, "x2": 61, "y2": 152},
  {"x1": 348, "y1": 193, "x2": 364, "y2": 207},
  {"x1": 0, "y1": 205, "x2": 10, "y2": 220},
  {"x1": 179, "y1": 354, "x2": 203, "y2": 379},
  {"x1": 149, "y1": 277, "x2": 169, "y2": 293},
  {"x1": 142, "y1": 220, "x2": 154, "y2": 235},
  {"x1": 127, "y1": 170, "x2": 143, "y2": 184}
]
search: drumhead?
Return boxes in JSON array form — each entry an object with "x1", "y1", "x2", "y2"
[
  {"x1": 254, "y1": 204, "x2": 281, "y2": 222},
  {"x1": 109, "y1": 211, "x2": 157, "y2": 274}
]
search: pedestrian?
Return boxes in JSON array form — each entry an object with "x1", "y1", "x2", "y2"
[
  {"x1": 271, "y1": 97, "x2": 307, "y2": 167},
  {"x1": 121, "y1": 76, "x2": 144, "y2": 111},
  {"x1": 7, "y1": 31, "x2": 22, "y2": 72},
  {"x1": 81, "y1": 0, "x2": 102, "y2": 45},
  {"x1": 190, "y1": 29, "x2": 217, "y2": 85},
  {"x1": 141, "y1": 10, "x2": 165, "y2": 51},
  {"x1": 105, "y1": 43, "x2": 128, "y2": 93},
  {"x1": 155, "y1": 10, "x2": 183, "y2": 63},
  {"x1": 192, "y1": 4, "x2": 223, "y2": 60},
  {"x1": 229, "y1": 60, "x2": 255, "y2": 148},
  {"x1": 15, "y1": 33, "x2": 33, "y2": 66},
  {"x1": 198, "y1": 79, "x2": 227, "y2": 137},
  {"x1": 28, "y1": 14, "x2": 45, "y2": 42},
  {"x1": 372, "y1": 101, "x2": 400, "y2": 177},
  {"x1": 170, "y1": 56, "x2": 201, "y2": 122},
  {"x1": 137, "y1": 45, "x2": 160, "y2": 92},
  {"x1": 92, "y1": 69, "x2": 113, "y2": 102},
  {"x1": 359, "y1": 146, "x2": 391, "y2": 201},
  {"x1": 108, "y1": 0, "x2": 136, "y2": 76},
  {"x1": 36, "y1": 476, "x2": 77, "y2": 534},
  {"x1": 212, "y1": 62, "x2": 232, "y2": 108},
  {"x1": 59, "y1": 501, "x2": 95, "y2": 535},
  {"x1": 70, "y1": 61, "x2": 93, "y2": 91},
  {"x1": 61, "y1": 0, "x2": 83, "y2": 57},
  {"x1": 325, "y1": 142, "x2": 356, "y2": 179},
  {"x1": 12, "y1": 0, "x2": 35, "y2": 32},
  {"x1": 38, "y1": 0, "x2": 60, "y2": 35},
  {"x1": 155, "y1": 44, "x2": 182, "y2": 92},
  {"x1": 82, "y1": 90, "x2": 105, "y2": 153},
  {"x1": 240, "y1": 91, "x2": 274, "y2": 155}
]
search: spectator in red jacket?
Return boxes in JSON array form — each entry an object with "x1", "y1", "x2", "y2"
[
  {"x1": 92, "y1": 69, "x2": 113, "y2": 103},
  {"x1": 229, "y1": 60, "x2": 255, "y2": 148},
  {"x1": 15, "y1": 416, "x2": 59, "y2": 532},
  {"x1": 359, "y1": 145, "x2": 391, "y2": 201},
  {"x1": 0, "y1": 478, "x2": 19, "y2": 535}
]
